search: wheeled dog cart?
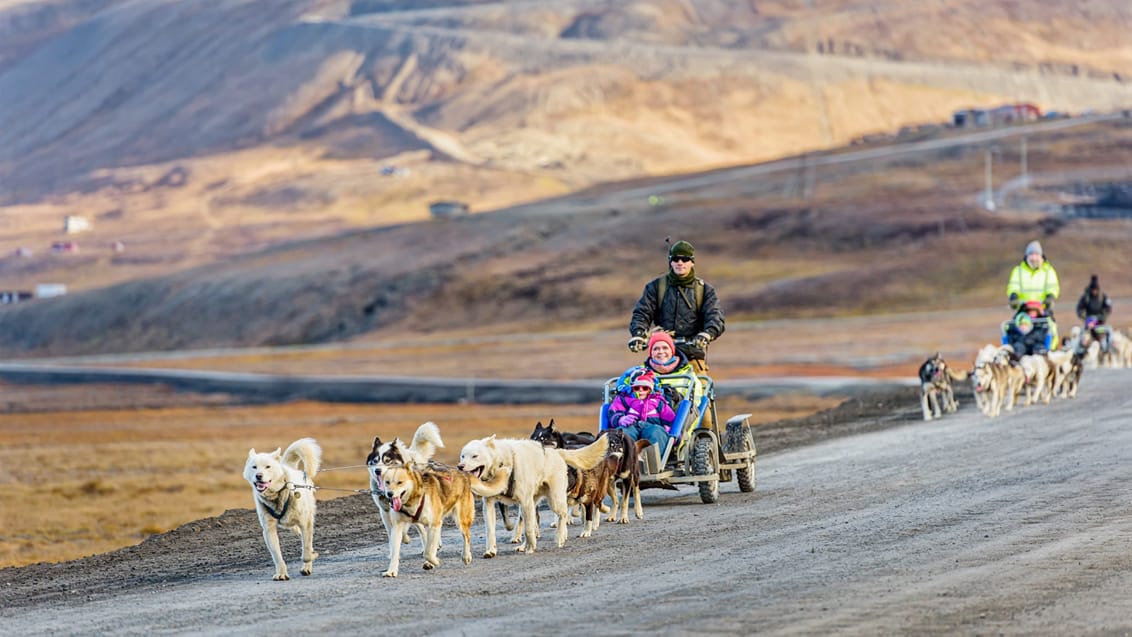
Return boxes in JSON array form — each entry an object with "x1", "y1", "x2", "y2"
[{"x1": 599, "y1": 372, "x2": 756, "y2": 504}]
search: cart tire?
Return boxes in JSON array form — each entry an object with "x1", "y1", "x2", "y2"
[
  {"x1": 736, "y1": 435, "x2": 756, "y2": 493},
  {"x1": 692, "y1": 436, "x2": 719, "y2": 504},
  {"x1": 727, "y1": 420, "x2": 757, "y2": 493}
]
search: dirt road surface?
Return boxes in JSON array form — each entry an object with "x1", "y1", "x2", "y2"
[{"x1": 4, "y1": 371, "x2": 1132, "y2": 635}]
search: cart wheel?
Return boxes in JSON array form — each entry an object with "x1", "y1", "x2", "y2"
[
  {"x1": 692, "y1": 436, "x2": 719, "y2": 504},
  {"x1": 726, "y1": 419, "x2": 757, "y2": 493},
  {"x1": 735, "y1": 429, "x2": 756, "y2": 493}
]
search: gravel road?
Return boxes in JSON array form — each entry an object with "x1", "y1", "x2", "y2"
[{"x1": 4, "y1": 371, "x2": 1131, "y2": 635}]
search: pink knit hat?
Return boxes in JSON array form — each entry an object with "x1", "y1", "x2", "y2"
[
  {"x1": 647, "y1": 332, "x2": 675, "y2": 357},
  {"x1": 632, "y1": 371, "x2": 656, "y2": 390}
]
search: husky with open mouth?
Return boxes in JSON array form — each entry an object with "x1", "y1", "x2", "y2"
[
  {"x1": 367, "y1": 422, "x2": 444, "y2": 555},
  {"x1": 243, "y1": 437, "x2": 321, "y2": 581},
  {"x1": 458, "y1": 434, "x2": 609, "y2": 556}
]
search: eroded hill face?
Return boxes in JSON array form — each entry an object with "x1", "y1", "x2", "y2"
[
  {"x1": 1, "y1": 0, "x2": 1132, "y2": 356},
  {"x1": 3, "y1": 117, "x2": 1132, "y2": 358}
]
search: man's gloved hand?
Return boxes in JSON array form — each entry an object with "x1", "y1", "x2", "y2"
[
  {"x1": 1008, "y1": 292, "x2": 1020, "y2": 310},
  {"x1": 627, "y1": 335, "x2": 647, "y2": 353},
  {"x1": 693, "y1": 332, "x2": 712, "y2": 350},
  {"x1": 1043, "y1": 294, "x2": 1055, "y2": 311},
  {"x1": 617, "y1": 415, "x2": 637, "y2": 428}
]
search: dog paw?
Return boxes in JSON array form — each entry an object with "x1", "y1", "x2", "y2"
[
  {"x1": 383, "y1": 570, "x2": 398, "y2": 578},
  {"x1": 605, "y1": 514, "x2": 617, "y2": 523},
  {"x1": 463, "y1": 554, "x2": 472, "y2": 565},
  {"x1": 301, "y1": 565, "x2": 312, "y2": 576},
  {"x1": 483, "y1": 550, "x2": 496, "y2": 559},
  {"x1": 273, "y1": 573, "x2": 290, "y2": 581},
  {"x1": 423, "y1": 562, "x2": 434, "y2": 570},
  {"x1": 617, "y1": 517, "x2": 629, "y2": 524}
]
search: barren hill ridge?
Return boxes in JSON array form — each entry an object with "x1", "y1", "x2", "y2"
[{"x1": 1, "y1": 0, "x2": 1132, "y2": 358}]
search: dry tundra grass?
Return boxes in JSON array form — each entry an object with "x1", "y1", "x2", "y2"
[{"x1": 0, "y1": 383, "x2": 837, "y2": 568}]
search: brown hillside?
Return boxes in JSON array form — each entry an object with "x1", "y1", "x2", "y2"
[
  {"x1": 3, "y1": 117, "x2": 1132, "y2": 359},
  {"x1": 1, "y1": 1, "x2": 1132, "y2": 358}
]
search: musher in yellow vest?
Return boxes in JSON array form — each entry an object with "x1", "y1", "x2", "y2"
[{"x1": 1005, "y1": 240, "x2": 1061, "y2": 350}]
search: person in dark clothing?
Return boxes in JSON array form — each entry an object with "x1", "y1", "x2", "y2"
[
  {"x1": 627, "y1": 240, "x2": 725, "y2": 375},
  {"x1": 1076, "y1": 274, "x2": 1114, "y2": 353},
  {"x1": 1005, "y1": 313, "x2": 1048, "y2": 357}
]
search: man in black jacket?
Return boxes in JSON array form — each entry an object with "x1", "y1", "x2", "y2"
[
  {"x1": 627, "y1": 240, "x2": 725, "y2": 375},
  {"x1": 1076, "y1": 274, "x2": 1114, "y2": 353}
]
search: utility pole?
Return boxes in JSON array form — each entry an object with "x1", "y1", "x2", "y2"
[
  {"x1": 803, "y1": 154, "x2": 815, "y2": 200},
  {"x1": 1020, "y1": 137, "x2": 1028, "y2": 188},
  {"x1": 984, "y1": 149, "x2": 996, "y2": 211}
]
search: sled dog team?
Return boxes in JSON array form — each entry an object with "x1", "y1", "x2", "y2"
[
  {"x1": 919, "y1": 326, "x2": 1131, "y2": 422},
  {"x1": 244, "y1": 421, "x2": 650, "y2": 580},
  {"x1": 246, "y1": 342, "x2": 1129, "y2": 580}
]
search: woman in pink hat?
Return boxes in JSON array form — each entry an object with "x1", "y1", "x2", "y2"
[{"x1": 640, "y1": 331, "x2": 702, "y2": 407}]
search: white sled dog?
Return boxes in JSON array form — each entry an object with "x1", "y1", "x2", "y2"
[
  {"x1": 244, "y1": 438, "x2": 322, "y2": 581},
  {"x1": 458, "y1": 434, "x2": 609, "y2": 556},
  {"x1": 366, "y1": 422, "x2": 444, "y2": 553}
]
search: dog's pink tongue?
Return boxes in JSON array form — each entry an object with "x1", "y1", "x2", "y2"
[{"x1": 392, "y1": 496, "x2": 403, "y2": 511}]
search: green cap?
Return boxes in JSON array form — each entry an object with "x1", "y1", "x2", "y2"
[{"x1": 669, "y1": 240, "x2": 695, "y2": 259}]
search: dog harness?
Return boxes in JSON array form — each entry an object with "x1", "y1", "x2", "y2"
[
  {"x1": 406, "y1": 496, "x2": 425, "y2": 523},
  {"x1": 258, "y1": 486, "x2": 293, "y2": 521},
  {"x1": 257, "y1": 471, "x2": 307, "y2": 521},
  {"x1": 398, "y1": 470, "x2": 457, "y2": 522}
]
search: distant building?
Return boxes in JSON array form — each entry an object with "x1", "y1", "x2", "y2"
[
  {"x1": 51, "y1": 240, "x2": 79, "y2": 254},
  {"x1": 952, "y1": 109, "x2": 988, "y2": 127},
  {"x1": 429, "y1": 200, "x2": 470, "y2": 219},
  {"x1": 0, "y1": 290, "x2": 33, "y2": 304},
  {"x1": 34, "y1": 283, "x2": 67, "y2": 298},
  {"x1": 953, "y1": 104, "x2": 1040, "y2": 128},
  {"x1": 63, "y1": 215, "x2": 91, "y2": 234},
  {"x1": 988, "y1": 103, "x2": 1041, "y2": 124}
]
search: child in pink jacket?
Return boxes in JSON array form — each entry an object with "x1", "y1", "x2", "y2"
[{"x1": 607, "y1": 370, "x2": 675, "y2": 452}]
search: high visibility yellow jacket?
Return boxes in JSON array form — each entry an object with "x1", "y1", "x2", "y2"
[{"x1": 1006, "y1": 260, "x2": 1060, "y2": 304}]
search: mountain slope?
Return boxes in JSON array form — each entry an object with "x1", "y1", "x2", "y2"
[{"x1": 2, "y1": 0, "x2": 1132, "y2": 357}]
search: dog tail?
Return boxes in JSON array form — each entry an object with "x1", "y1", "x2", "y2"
[
  {"x1": 557, "y1": 434, "x2": 610, "y2": 472},
  {"x1": 284, "y1": 438, "x2": 322, "y2": 478},
  {"x1": 411, "y1": 421, "x2": 444, "y2": 458},
  {"x1": 947, "y1": 367, "x2": 969, "y2": 382},
  {"x1": 470, "y1": 467, "x2": 511, "y2": 497}
]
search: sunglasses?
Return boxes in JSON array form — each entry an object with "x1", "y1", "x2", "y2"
[{"x1": 670, "y1": 256, "x2": 694, "y2": 263}]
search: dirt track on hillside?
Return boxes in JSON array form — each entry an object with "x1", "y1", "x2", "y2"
[{"x1": 5, "y1": 371, "x2": 1132, "y2": 635}]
